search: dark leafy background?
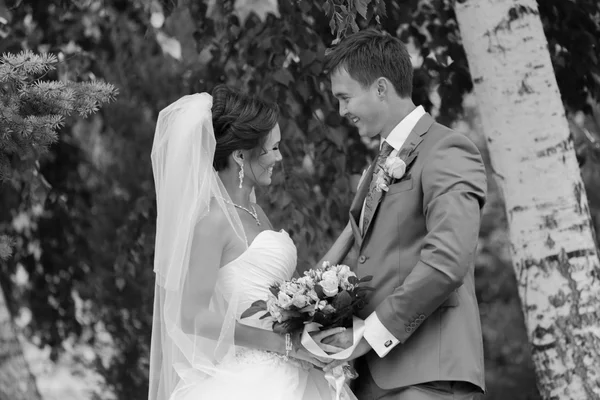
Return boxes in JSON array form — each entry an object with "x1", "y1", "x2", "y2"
[{"x1": 0, "y1": 0, "x2": 599, "y2": 399}]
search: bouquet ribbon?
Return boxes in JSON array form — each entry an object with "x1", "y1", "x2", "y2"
[{"x1": 301, "y1": 316, "x2": 365, "y2": 400}]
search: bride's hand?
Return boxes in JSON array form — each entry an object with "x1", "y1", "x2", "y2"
[{"x1": 293, "y1": 347, "x2": 331, "y2": 369}]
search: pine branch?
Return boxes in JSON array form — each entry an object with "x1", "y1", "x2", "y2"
[
  {"x1": 21, "y1": 81, "x2": 76, "y2": 117},
  {"x1": 0, "y1": 63, "x2": 27, "y2": 89},
  {"x1": 69, "y1": 81, "x2": 119, "y2": 117},
  {"x1": 0, "y1": 51, "x2": 58, "y2": 76},
  {"x1": 0, "y1": 49, "x2": 117, "y2": 196}
]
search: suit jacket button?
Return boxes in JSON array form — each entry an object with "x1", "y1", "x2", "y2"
[
  {"x1": 405, "y1": 327, "x2": 412, "y2": 333},
  {"x1": 410, "y1": 322, "x2": 417, "y2": 328},
  {"x1": 358, "y1": 255, "x2": 367, "y2": 264}
]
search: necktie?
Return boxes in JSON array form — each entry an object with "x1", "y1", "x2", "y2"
[{"x1": 362, "y1": 141, "x2": 394, "y2": 234}]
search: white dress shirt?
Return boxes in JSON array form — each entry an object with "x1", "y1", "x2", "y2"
[{"x1": 360, "y1": 105, "x2": 426, "y2": 358}]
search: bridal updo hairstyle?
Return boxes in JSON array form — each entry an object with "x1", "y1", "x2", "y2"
[{"x1": 211, "y1": 85, "x2": 280, "y2": 171}]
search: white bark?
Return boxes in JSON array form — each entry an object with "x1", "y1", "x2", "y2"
[
  {"x1": 455, "y1": 0, "x2": 600, "y2": 398},
  {"x1": 0, "y1": 285, "x2": 41, "y2": 400}
]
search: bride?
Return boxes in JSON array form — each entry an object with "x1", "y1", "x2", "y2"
[{"x1": 148, "y1": 85, "x2": 356, "y2": 400}]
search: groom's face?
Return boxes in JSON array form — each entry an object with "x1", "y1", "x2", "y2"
[{"x1": 331, "y1": 67, "x2": 384, "y2": 138}]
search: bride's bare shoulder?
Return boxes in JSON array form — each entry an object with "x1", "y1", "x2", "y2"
[{"x1": 193, "y1": 197, "x2": 235, "y2": 238}]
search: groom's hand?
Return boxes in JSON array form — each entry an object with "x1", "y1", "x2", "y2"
[
  {"x1": 320, "y1": 328, "x2": 354, "y2": 349},
  {"x1": 310, "y1": 327, "x2": 347, "y2": 354}
]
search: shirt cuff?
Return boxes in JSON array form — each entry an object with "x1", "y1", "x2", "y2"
[{"x1": 363, "y1": 312, "x2": 400, "y2": 358}]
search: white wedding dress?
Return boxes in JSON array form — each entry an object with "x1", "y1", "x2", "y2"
[{"x1": 170, "y1": 230, "x2": 341, "y2": 400}]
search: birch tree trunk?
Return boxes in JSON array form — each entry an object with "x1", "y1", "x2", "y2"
[
  {"x1": 455, "y1": 0, "x2": 600, "y2": 398},
  {"x1": 0, "y1": 285, "x2": 41, "y2": 400}
]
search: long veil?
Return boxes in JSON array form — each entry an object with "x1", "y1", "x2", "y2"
[{"x1": 148, "y1": 93, "x2": 247, "y2": 400}]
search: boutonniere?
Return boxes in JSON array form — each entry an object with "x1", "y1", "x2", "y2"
[
  {"x1": 383, "y1": 148, "x2": 419, "y2": 181},
  {"x1": 384, "y1": 157, "x2": 407, "y2": 179}
]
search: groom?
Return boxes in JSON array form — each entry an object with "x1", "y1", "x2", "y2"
[{"x1": 319, "y1": 29, "x2": 487, "y2": 399}]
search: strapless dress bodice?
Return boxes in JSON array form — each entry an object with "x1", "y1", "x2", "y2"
[{"x1": 216, "y1": 229, "x2": 297, "y2": 329}]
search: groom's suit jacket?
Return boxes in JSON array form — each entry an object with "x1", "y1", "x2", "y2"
[{"x1": 350, "y1": 113, "x2": 487, "y2": 391}]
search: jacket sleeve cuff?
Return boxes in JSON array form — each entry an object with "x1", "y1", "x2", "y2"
[{"x1": 363, "y1": 312, "x2": 400, "y2": 358}]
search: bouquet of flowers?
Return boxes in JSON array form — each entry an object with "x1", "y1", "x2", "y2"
[
  {"x1": 241, "y1": 262, "x2": 374, "y2": 400},
  {"x1": 241, "y1": 261, "x2": 373, "y2": 335}
]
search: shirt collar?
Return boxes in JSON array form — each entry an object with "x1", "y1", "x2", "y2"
[{"x1": 382, "y1": 106, "x2": 426, "y2": 151}]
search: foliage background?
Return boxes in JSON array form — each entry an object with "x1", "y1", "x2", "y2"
[{"x1": 0, "y1": 0, "x2": 599, "y2": 399}]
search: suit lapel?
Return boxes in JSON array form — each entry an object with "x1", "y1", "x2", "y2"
[{"x1": 359, "y1": 113, "x2": 435, "y2": 242}]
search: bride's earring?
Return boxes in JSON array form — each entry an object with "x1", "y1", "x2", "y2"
[{"x1": 238, "y1": 164, "x2": 244, "y2": 189}]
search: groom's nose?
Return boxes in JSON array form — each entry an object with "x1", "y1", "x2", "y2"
[{"x1": 339, "y1": 102, "x2": 347, "y2": 117}]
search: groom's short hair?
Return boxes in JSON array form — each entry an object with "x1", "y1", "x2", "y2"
[{"x1": 324, "y1": 28, "x2": 413, "y2": 98}]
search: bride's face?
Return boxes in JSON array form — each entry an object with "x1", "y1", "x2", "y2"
[{"x1": 244, "y1": 124, "x2": 282, "y2": 187}]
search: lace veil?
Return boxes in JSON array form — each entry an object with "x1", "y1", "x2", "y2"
[{"x1": 148, "y1": 93, "x2": 247, "y2": 400}]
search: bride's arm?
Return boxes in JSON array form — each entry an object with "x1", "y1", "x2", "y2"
[
  {"x1": 316, "y1": 221, "x2": 354, "y2": 267},
  {"x1": 182, "y1": 211, "x2": 284, "y2": 352},
  {"x1": 181, "y1": 211, "x2": 337, "y2": 362}
]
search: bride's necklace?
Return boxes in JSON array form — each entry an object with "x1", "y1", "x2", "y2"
[{"x1": 226, "y1": 201, "x2": 261, "y2": 226}]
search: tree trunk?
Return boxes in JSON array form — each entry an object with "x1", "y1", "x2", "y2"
[
  {"x1": 455, "y1": 0, "x2": 600, "y2": 398},
  {"x1": 0, "y1": 285, "x2": 41, "y2": 400}
]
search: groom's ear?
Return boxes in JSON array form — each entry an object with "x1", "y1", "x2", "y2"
[{"x1": 375, "y1": 77, "x2": 389, "y2": 99}]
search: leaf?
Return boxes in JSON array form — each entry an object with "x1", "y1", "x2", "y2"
[
  {"x1": 269, "y1": 285, "x2": 280, "y2": 297},
  {"x1": 312, "y1": 311, "x2": 331, "y2": 326},
  {"x1": 348, "y1": 275, "x2": 359, "y2": 285},
  {"x1": 314, "y1": 284, "x2": 326, "y2": 299},
  {"x1": 323, "y1": 0, "x2": 332, "y2": 16},
  {"x1": 279, "y1": 191, "x2": 293, "y2": 208},
  {"x1": 330, "y1": 309, "x2": 353, "y2": 326},
  {"x1": 299, "y1": 50, "x2": 317, "y2": 67},
  {"x1": 272, "y1": 318, "x2": 304, "y2": 334},
  {"x1": 30, "y1": 171, "x2": 52, "y2": 205},
  {"x1": 299, "y1": 303, "x2": 316, "y2": 314},
  {"x1": 259, "y1": 311, "x2": 272, "y2": 320},
  {"x1": 273, "y1": 69, "x2": 294, "y2": 87},
  {"x1": 333, "y1": 290, "x2": 352, "y2": 310},
  {"x1": 325, "y1": 128, "x2": 345, "y2": 149},
  {"x1": 292, "y1": 209, "x2": 305, "y2": 226},
  {"x1": 359, "y1": 275, "x2": 373, "y2": 283},
  {"x1": 281, "y1": 309, "x2": 304, "y2": 320},
  {"x1": 355, "y1": 0, "x2": 371, "y2": 19},
  {"x1": 335, "y1": 12, "x2": 345, "y2": 31},
  {"x1": 150, "y1": 12, "x2": 165, "y2": 29},
  {"x1": 374, "y1": 0, "x2": 387, "y2": 17},
  {"x1": 240, "y1": 300, "x2": 267, "y2": 319},
  {"x1": 155, "y1": 31, "x2": 182, "y2": 60},
  {"x1": 354, "y1": 285, "x2": 375, "y2": 300}
]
